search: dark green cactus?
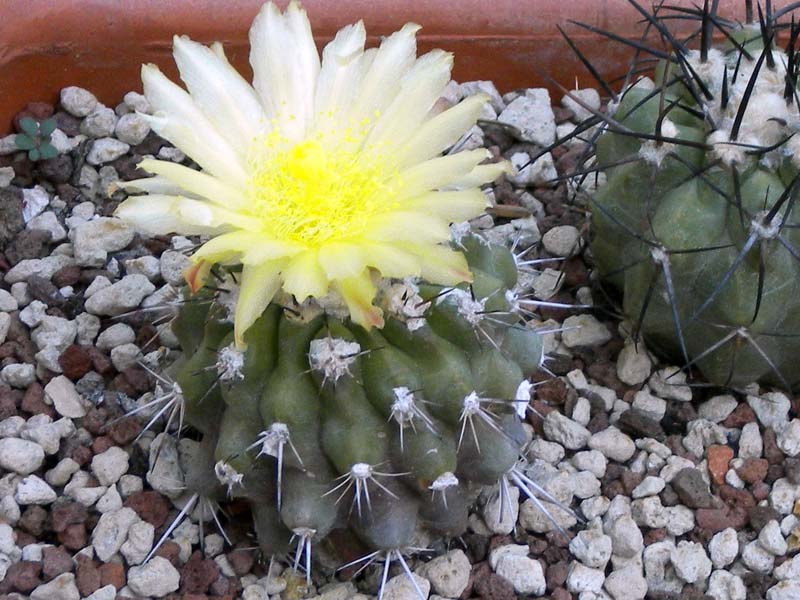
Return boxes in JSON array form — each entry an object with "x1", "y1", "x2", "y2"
[
  {"x1": 567, "y1": 1, "x2": 800, "y2": 388},
  {"x1": 146, "y1": 234, "x2": 562, "y2": 594}
]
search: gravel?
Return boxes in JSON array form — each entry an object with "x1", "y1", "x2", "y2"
[{"x1": 0, "y1": 79, "x2": 797, "y2": 600}]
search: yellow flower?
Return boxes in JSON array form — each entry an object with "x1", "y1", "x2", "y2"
[{"x1": 115, "y1": 0, "x2": 508, "y2": 345}]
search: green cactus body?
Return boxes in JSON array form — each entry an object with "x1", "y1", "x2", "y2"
[
  {"x1": 167, "y1": 235, "x2": 551, "y2": 567},
  {"x1": 586, "y1": 9, "x2": 800, "y2": 388}
]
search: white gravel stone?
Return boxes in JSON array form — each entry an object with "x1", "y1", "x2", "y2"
[
  {"x1": 616, "y1": 341, "x2": 652, "y2": 386},
  {"x1": 75, "y1": 486, "x2": 108, "y2": 507},
  {"x1": 498, "y1": 89, "x2": 556, "y2": 146},
  {"x1": 748, "y1": 392, "x2": 791, "y2": 428},
  {"x1": 709, "y1": 528, "x2": 739, "y2": 568},
  {"x1": 127, "y1": 556, "x2": 181, "y2": 597},
  {"x1": 0, "y1": 312, "x2": 10, "y2": 346},
  {"x1": 572, "y1": 397, "x2": 592, "y2": 426},
  {"x1": 119, "y1": 474, "x2": 144, "y2": 498},
  {"x1": 0, "y1": 495, "x2": 20, "y2": 525},
  {"x1": 45, "y1": 457, "x2": 80, "y2": 487},
  {"x1": 572, "y1": 450, "x2": 607, "y2": 478},
  {"x1": 572, "y1": 470, "x2": 601, "y2": 499},
  {"x1": 607, "y1": 515, "x2": 643, "y2": 558},
  {"x1": 0, "y1": 437, "x2": 45, "y2": 475},
  {"x1": 604, "y1": 565, "x2": 647, "y2": 600},
  {"x1": 648, "y1": 368, "x2": 692, "y2": 401},
  {"x1": 72, "y1": 217, "x2": 134, "y2": 267},
  {"x1": 664, "y1": 505, "x2": 695, "y2": 537},
  {"x1": 708, "y1": 570, "x2": 747, "y2": 600},
  {"x1": 21, "y1": 185, "x2": 50, "y2": 222},
  {"x1": 532, "y1": 267, "x2": 564, "y2": 300},
  {"x1": 739, "y1": 422, "x2": 763, "y2": 459},
  {"x1": 30, "y1": 572, "x2": 80, "y2": 600},
  {"x1": 459, "y1": 80, "x2": 505, "y2": 111},
  {"x1": 742, "y1": 540, "x2": 775, "y2": 573},
  {"x1": 124, "y1": 90, "x2": 151, "y2": 113},
  {"x1": 1, "y1": 363, "x2": 36, "y2": 388},
  {"x1": 0, "y1": 522, "x2": 18, "y2": 557},
  {"x1": 589, "y1": 427, "x2": 635, "y2": 462},
  {"x1": 566, "y1": 562, "x2": 605, "y2": 594},
  {"x1": 45, "y1": 375, "x2": 89, "y2": 418},
  {"x1": 60, "y1": 86, "x2": 98, "y2": 116},
  {"x1": 120, "y1": 519, "x2": 154, "y2": 565},
  {"x1": 91, "y1": 446, "x2": 130, "y2": 486},
  {"x1": 489, "y1": 545, "x2": 546, "y2": 595},
  {"x1": 631, "y1": 476, "x2": 665, "y2": 498},
  {"x1": 32, "y1": 315, "x2": 77, "y2": 352},
  {"x1": 86, "y1": 137, "x2": 130, "y2": 165},
  {"x1": 529, "y1": 438, "x2": 566, "y2": 464},
  {"x1": 0, "y1": 289, "x2": 18, "y2": 312},
  {"x1": 96, "y1": 323, "x2": 136, "y2": 350},
  {"x1": 76, "y1": 313, "x2": 101, "y2": 345},
  {"x1": 81, "y1": 106, "x2": 118, "y2": 138},
  {"x1": 775, "y1": 554, "x2": 800, "y2": 580},
  {"x1": 581, "y1": 496, "x2": 610, "y2": 520},
  {"x1": 644, "y1": 541, "x2": 683, "y2": 595},
  {"x1": 124, "y1": 255, "x2": 161, "y2": 281},
  {"x1": 544, "y1": 411, "x2": 591, "y2": 450},
  {"x1": 4, "y1": 255, "x2": 75, "y2": 285},
  {"x1": 15, "y1": 474, "x2": 57, "y2": 504},
  {"x1": 159, "y1": 250, "x2": 192, "y2": 286},
  {"x1": 85, "y1": 585, "x2": 117, "y2": 600},
  {"x1": 562, "y1": 88, "x2": 602, "y2": 121},
  {"x1": 147, "y1": 433, "x2": 185, "y2": 498},
  {"x1": 27, "y1": 211, "x2": 67, "y2": 242},
  {"x1": 777, "y1": 419, "x2": 800, "y2": 457},
  {"x1": 570, "y1": 527, "x2": 613, "y2": 568},
  {"x1": 481, "y1": 484, "x2": 519, "y2": 534},
  {"x1": 92, "y1": 506, "x2": 139, "y2": 562},
  {"x1": 84, "y1": 276, "x2": 111, "y2": 298},
  {"x1": 630, "y1": 390, "x2": 666, "y2": 421},
  {"x1": 542, "y1": 225, "x2": 582, "y2": 257},
  {"x1": 19, "y1": 299, "x2": 47, "y2": 327},
  {"x1": 770, "y1": 478, "x2": 800, "y2": 514},
  {"x1": 699, "y1": 395, "x2": 738, "y2": 423},
  {"x1": 115, "y1": 112, "x2": 150, "y2": 145},
  {"x1": 758, "y1": 520, "x2": 788, "y2": 556},
  {"x1": 85, "y1": 274, "x2": 155, "y2": 316},
  {"x1": 562, "y1": 314, "x2": 612, "y2": 348},
  {"x1": 671, "y1": 541, "x2": 712, "y2": 584},
  {"x1": 110, "y1": 343, "x2": 142, "y2": 371},
  {"x1": 768, "y1": 581, "x2": 800, "y2": 600},
  {"x1": 418, "y1": 549, "x2": 471, "y2": 598},
  {"x1": 95, "y1": 485, "x2": 123, "y2": 514}
]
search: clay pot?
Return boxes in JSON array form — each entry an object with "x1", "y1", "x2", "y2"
[{"x1": 0, "y1": 0, "x2": 762, "y2": 129}]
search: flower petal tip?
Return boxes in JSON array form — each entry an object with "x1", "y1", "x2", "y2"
[{"x1": 185, "y1": 260, "x2": 212, "y2": 293}]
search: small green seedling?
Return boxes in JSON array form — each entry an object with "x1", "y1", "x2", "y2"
[{"x1": 15, "y1": 117, "x2": 59, "y2": 161}]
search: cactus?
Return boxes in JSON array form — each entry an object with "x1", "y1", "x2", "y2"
[
  {"x1": 140, "y1": 234, "x2": 571, "y2": 594},
  {"x1": 565, "y1": 1, "x2": 800, "y2": 388}
]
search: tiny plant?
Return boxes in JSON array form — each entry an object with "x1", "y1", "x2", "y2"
[{"x1": 15, "y1": 117, "x2": 58, "y2": 161}]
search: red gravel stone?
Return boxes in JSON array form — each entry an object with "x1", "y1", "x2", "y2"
[
  {"x1": 91, "y1": 435, "x2": 114, "y2": 455},
  {"x1": 58, "y1": 523, "x2": 87, "y2": 550},
  {"x1": 155, "y1": 540, "x2": 182, "y2": 567},
  {"x1": 181, "y1": 550, "x2": 221, "y2": 594},
  {"x1": 551, "y1": 589, "x2": 572, "y2": 600},
  {"x1": 722, "y1": 403, "x2": 756, "y2": 428},
  {"x1": 227, "y1": 548, "x2": 255, "y2": 576},
  {"x1": 19, "y1": 506, "x2": 47, "y2": 536},
  {"x1": 707, "y1": 445, "x2": 734, "y2": 486},
  {"x1": 0, "y1": 385, "x2": 21, "y2": 419},
  {"x1": 75, "y1": 561, "x2": 101, "y2": 597},
  {"x1": 763, "y1": 428, "x2": 785, "y2": 464},
  {"x1": 108, "y1": 417, "x2": 141, "y2": 445},
  {"x1": 20, "y1": 381, "x2": 55, "y2": 418},
  {"x1": 696, "y1": 507, "x2": 747, "y2": 533},
  {"x1": 87, "y1": 346, "x2": 114, "y2": 375},
  {"x1": 58, "y1": 344, "x2": 94, "y2": 380},
  {"x1": 4, "y1": 561, "x2": 42, "y2": 593},
  {"x1": 52, "y1": 265, "x2": 81, "y2": 288},
  {"x1": 71, "y1": 445, "x2": 93, "y2": 466},
  {"x1": 98, "y1": 562, "x2": 126, "y2": 590},
  {"x1": 42, "y1": 546, "x2": 74, "y2": 580},
  {"x1": 50, "y1": 502, "x2": 88, "y2": 533},
  {"x1": 125, "y1": 491, "x2": 170, "y2": 529},
  {"x1": 738, "y1": 458, "x2": 769, "y2": 485}
]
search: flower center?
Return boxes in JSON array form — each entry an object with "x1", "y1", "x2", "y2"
[{"x1": 246, "y1": 132, "x2": 399, "y2": 248}]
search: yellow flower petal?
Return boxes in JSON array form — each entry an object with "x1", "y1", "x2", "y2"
[
  {"x1": 318, "y1": 242, "x2": 367, "y2": 280},
  {"x1": 446, "y1": 161, "x2": 512, "y2": 188},
  {"x1": 235, "y1": 260, "x2": 285, "y2": 348},
  {"x1": 139, "y1": 159, "x2": 248, "y2": 209},
  {"x1": 114, "y1": 195, "x2": 228, "y2": 236},
  {"x1": 335, "y1": 271, "x2": 384, "y2": 330},
  {"x1": 110, "y1": 176, "x2": 191, "y2": 197},
  {"x1": 193, "y1": 231, "x2": 300, "y2": 265},
  {"x1": 249, "y1": 0, "x2": 320, "y2": 141},
  {"x1": 401, "y1": 243, "x2": 473, "y2": 285},
  {"x1": 172, "y1": 35, "x2": 267, "y2": 152},
  {"x1": 365, "y1": 211, "x2": 451, "y2": 243},
  {"x1": 282, "y1": 250, "x2": 329, "y2": 301},
  {"x1": 397, "y1": 149, "x2": 490, "y2": 198},
  {"x1": 403, "y1": 190, "x2": 489, "y2": 222},
  {"x1": 185, "y1": 260, "x2": 213, "y2": 293},
  {"x1": 141, "y1": 64, "x2": 249, "y2": 186},
  {"x1": 362, "y1": 243, "x2": 421, "y2": 279},
  {"x1": 365, "y1": 49, "x2": 453, "y2": 150},
  {"x1": 314, "y1": 21, "x2": 366, "y2": 120},
  {"x1": 396, "y1": 94, "x2": 489, "y2": 167},
  {"x1": 350, "y1": 23, "x2": 421, "y2": 127}
]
